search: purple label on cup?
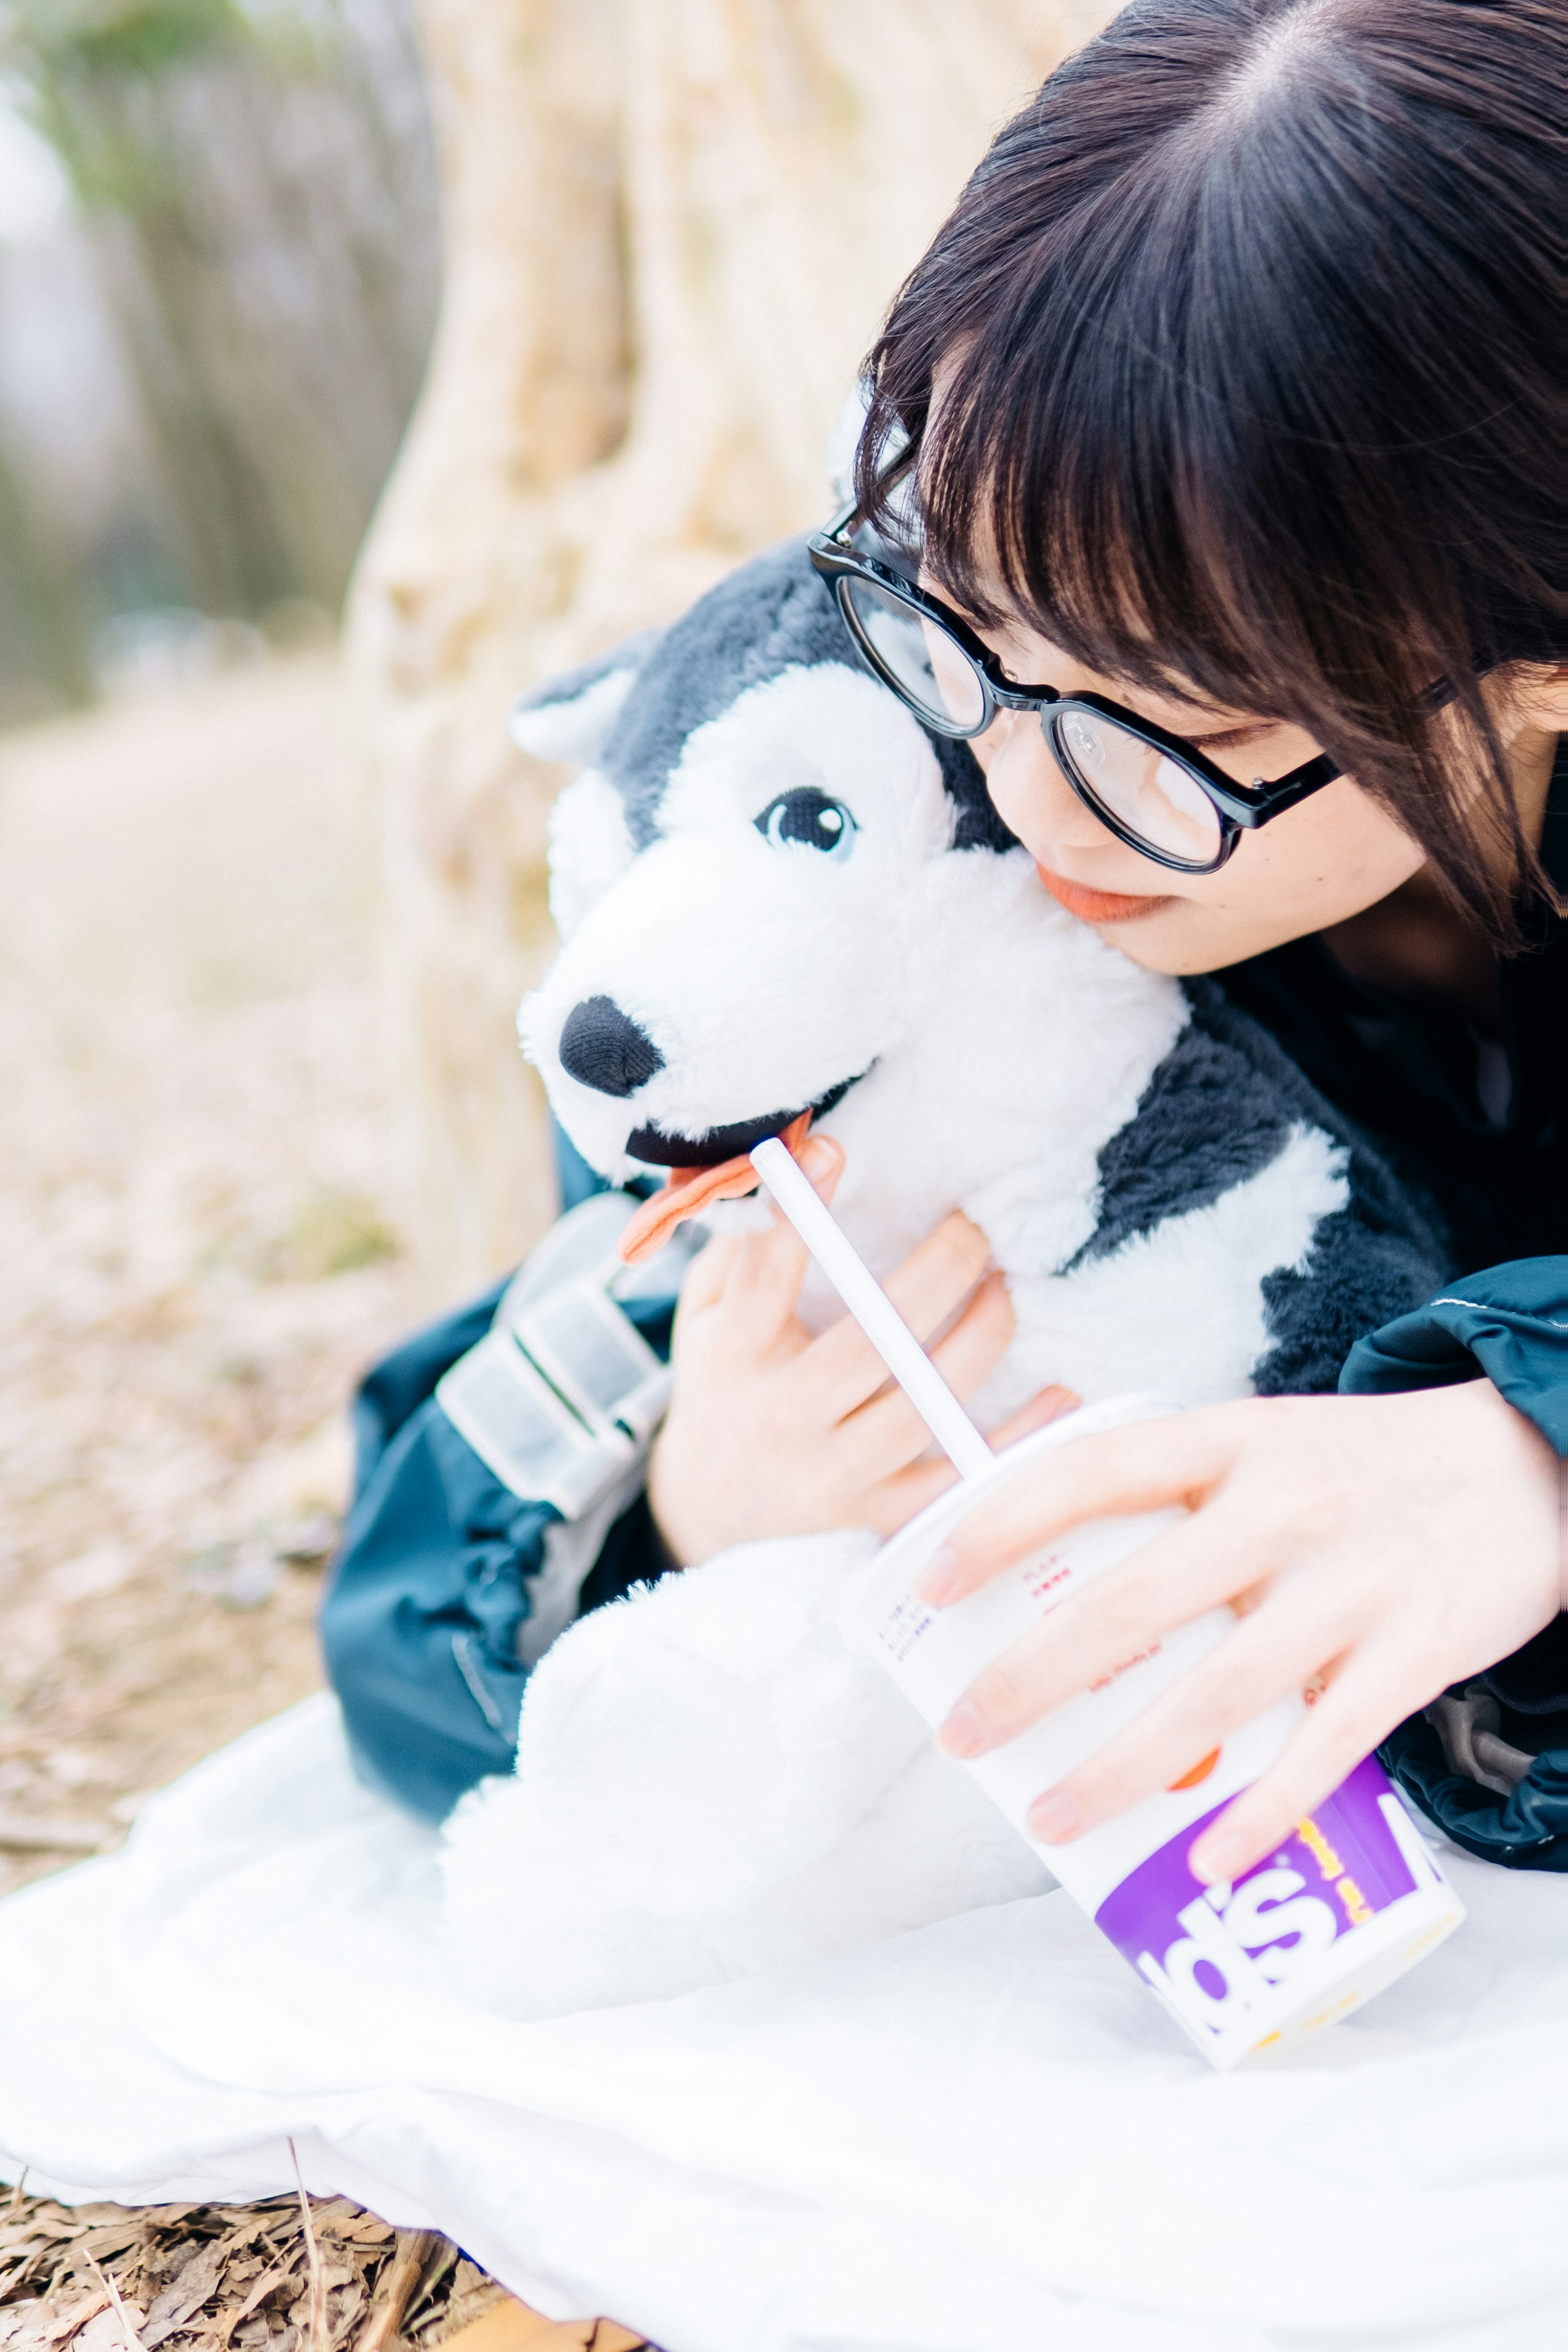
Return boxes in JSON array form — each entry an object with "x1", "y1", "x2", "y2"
[{"x1": 1094, "y1": 1757, "x2": 1419, "y2": 2043}]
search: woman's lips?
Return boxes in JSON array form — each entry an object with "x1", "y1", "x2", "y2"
[{"x1": 1035, "y1": 863, "x2": 1173, "y2": 924}]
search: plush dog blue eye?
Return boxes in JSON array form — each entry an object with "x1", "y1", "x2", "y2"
[{"x1": 755, "y1": 788, "x2": 856, "y2": 859}]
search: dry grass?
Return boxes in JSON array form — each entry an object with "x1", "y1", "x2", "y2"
[
  {"x1": 0, "y1": 2187, "x2": 655, "y2": 2352},
  {"x1": 0, "y1": 2187, "x2": 501, "y2": 2352}
]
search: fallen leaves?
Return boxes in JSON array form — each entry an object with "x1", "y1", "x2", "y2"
[
  {"x1": 0, "y1": 2199, "x2": 653, "y2": 2352},
  {"x1": 141, "y1": 2240, "x2": 228, "y2": 2350},
  {"x1": 3, "y1": 2196, "x2": 470, "y2": 2352},
  {"x1": 86, "y1": 2254, "x2": 147, "y2": 2352}
]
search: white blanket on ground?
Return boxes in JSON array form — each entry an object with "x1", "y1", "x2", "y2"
[{"x1": 4, "y1": 1694, "x2": 1568, "y2": 2352}]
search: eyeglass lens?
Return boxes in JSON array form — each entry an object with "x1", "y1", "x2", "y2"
[
  {"x1": 842, "y1": 571, "x2": 1225, "y2": 866},
  {"x1": 841, "y1": 576, "x2": 987, "y2": 733},
  {"x1": 1046, "y1": 708, "x2": 1223, "y2": 867}
]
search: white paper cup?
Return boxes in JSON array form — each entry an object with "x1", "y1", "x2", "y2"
[{"x1": 836, "y1": 1396, "x2": 1464, "y2": 2069}]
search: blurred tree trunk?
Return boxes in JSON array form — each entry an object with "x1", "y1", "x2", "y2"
[
  {"x1": 3, "y1": 0, "x2": 440, "y2": 695},
  {"x1": 0, "y1": 425, "x2": 94, "y2": 717},
  {"x1": 63, "y1": 17, "x2": 441, "y2": 619},
  {"x1": 347, "y1": 0, "x2": 1117, "y2": 1297}
]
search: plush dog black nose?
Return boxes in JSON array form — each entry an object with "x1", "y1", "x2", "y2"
[{"x1": 558, "y1": 996, "x2": 665, "y2": 1098}]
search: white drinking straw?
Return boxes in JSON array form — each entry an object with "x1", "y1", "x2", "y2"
[{"x1": 751, "y1": 1136, "x2": 996, "y2": 1481}]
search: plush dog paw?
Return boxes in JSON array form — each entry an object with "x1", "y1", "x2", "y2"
[{"x1": 440, "y1": 1526, "x2": 1047, "y2": 2017}]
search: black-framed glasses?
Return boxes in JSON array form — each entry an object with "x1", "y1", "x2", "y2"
[{"x1": 808, "y1": 497, "x2": 1341, "y2": 875}]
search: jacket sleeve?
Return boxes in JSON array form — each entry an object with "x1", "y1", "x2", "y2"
[
  {"x1": 1343, "y1": 1258, "x2": 1568, "y2": 1849},
  {"x1": 1337, "y1": 1256, "x2": 1568, "y2": 1454},
  {"x1": 321, "y1": 1229, "x2": 681, "y2": 1823}
]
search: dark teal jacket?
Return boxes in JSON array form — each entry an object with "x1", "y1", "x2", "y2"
[
  {"x1": 1342, "y1": 1264, "x2": 1568, "y2": 1455},
  {"x1": 320, "y1": 1140, "x2": 676, "y2": 1822},
  {"x1": 1340, "y1": 1266, "x2": 1568, "y2": 1869}
]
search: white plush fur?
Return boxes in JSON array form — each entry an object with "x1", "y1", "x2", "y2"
[
  {"x1": 444, "y1": 1530, "x2": 1049, "y2": 2018},
  {"x1": 1002, "y1": 1121, "x2": 1348, "y2": 1413},
  {"x1": 541, "y1": 766, "x2": 637, "y2": 944},
  {"x1": 444, "y1": 636, "x2": 1351, "y2": 2018},
  {"x1": 514, "y1": 659, "x2": 1348, "y2": 1427}
]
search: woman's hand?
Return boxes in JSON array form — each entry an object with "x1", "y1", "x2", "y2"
[
  {"x1": 920, "y1": 1382, "x2": 1563, "y2": 1883},
  {"x1": 647, "y1": 1136, "x2": 1076, "y2": 1567}
]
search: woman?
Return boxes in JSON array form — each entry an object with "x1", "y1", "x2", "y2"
[{"x1": 647, "y1": 0, "x2": 1566, "y2": 1885}]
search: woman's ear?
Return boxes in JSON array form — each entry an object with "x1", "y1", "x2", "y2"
[{"x1": 510, "y1": 626, "x2": 666, "y2": 766}]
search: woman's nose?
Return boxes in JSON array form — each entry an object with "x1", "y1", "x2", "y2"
[{"x1": 982, "y1": 711, "x2": 1107, "y2": 855}]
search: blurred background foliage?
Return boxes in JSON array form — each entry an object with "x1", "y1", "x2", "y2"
[{"x1": 0, "y1": 0, "x2": 441, "y2": 722}]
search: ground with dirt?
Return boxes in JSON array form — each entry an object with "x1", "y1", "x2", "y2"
[{"x1": 0, "y1": 655, "x2": 451, "y2": 1891}]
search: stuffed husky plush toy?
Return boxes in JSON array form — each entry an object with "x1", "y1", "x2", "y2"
[{"x1": 440, "y1": 536, "x2": 1448, "y2": 2019}]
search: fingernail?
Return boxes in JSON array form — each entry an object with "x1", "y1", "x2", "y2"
[
  {"x1": 914, "y1": 1543, "x2": 965, "y2": 1606},
  {"x1": 1189, "y1": 1830, "x2": 1246, "y2": 1884},
  {"x1": 937, "y1": 1699, "x2": 989, "y2": 1759},
  {"x1": 800, "y1": 1137, "x2": 834, "y2": 1179},
  {"x1": 1027, "y1": 1788, "x2": 1082, "y2": 1843}
]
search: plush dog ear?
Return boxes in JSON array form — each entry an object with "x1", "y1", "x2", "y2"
[
  {"x1": 546, "y1": 768, "x2": 638, "y2": 940},
  {"x1": 509, "y1": 626, "x2": 665, "y2": 766}
]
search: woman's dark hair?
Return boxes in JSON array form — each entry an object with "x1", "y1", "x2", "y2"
[{"x1": 858, "y1": 0, "x2": 1564, "y2": 940}]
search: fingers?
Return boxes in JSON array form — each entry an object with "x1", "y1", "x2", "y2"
[
  {"x1": 840, "y1": 1268, "x2": 1071, "y2": 1481},
  {"x1": 918, "y1": 1400, "x2": 1258, "y2": 1603},
  {"x1": 928, "y1": 1268, "x2": 1016, "y2": 1391},
  {"x1": 673, "y1": 1229, "x2": 741, "y2": 1318},
  {"x1": 933, "y1": 1502, "x2": 1274, "y2": 1757},
  {"x1": 881, "y1": 1209, "x2": 993, "y2": 1336},
  {"x1": 797, "y1": 1130, "x2": 846, "y2": 1200},
  {"x1": 840, "y1": 1268, "x2": 1013, "y2": 1465},
  {"x1": 1012, "y1": 1587, "x2": 1359, "y2": 1845},
  {"x1": 862, "y1": 1454, "x2": 964, "y2": 1535},
  {"x1": 987, "y1": 1385, "x2": 1081, "y2": 1450},
  {"x1": 810, "y1": 1209, "x2": 996, "y2": 1415},
  {"x1": 1186, "y1": 1644, "x2": 1432, "y2": 1884},
  {"x1": 857, "y1": 1388, "x2": 1080, "y2": 1540},
  {"x1": 709, "y1": 1135, "x2": 845, "y2": 1351}
]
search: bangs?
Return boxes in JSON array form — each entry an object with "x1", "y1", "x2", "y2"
[
  {"x1": 855, "y1": 0, "x2": 1565, "y2": 937},
  {"x1": 864, "y1": 97, "x2": 1524, "y2": 728}
]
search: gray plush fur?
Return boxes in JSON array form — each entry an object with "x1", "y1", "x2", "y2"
[
  {"x1": 560, "y1": 537, "x2": 1014, "y2": 855},
  {"x1": 1086, "y1": 981, "x2": 1450, "y2": 1394},
  {"x1": 517, "y1": 626, "x2": 666, "y2": 718}
]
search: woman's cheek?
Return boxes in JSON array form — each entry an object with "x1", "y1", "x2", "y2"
[
  {"x1": 1241, "y1": 780, "x2": 1426, "y2": 927},
  {"x1": 977, "y1": 714, "x2": 1122, "y2": 858}
]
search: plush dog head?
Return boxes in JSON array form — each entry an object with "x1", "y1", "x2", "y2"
[{"x1": 514, "y1": 537, "x2": 1018, "y2": 1222}]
